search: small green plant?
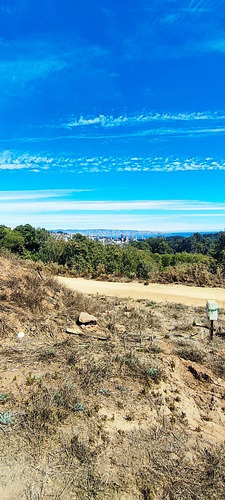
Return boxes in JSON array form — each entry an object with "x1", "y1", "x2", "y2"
[
  {"x1": 26, "y1": 372, "x2": 36, "y2": 385},
  {"x1": 0, "y1": 411, "x2": 13, "y2": 425},
  {"x1": 115, "y1": 385, "x2": 126, "y2": 392},
  {"x1": 0, "y1": 393, "x2": 10, "y2": 403},
  {"x1": 146, "y1": 367, "x2": 163, "y2": 383},
  {"x1": 99, "y1": 388, "x2": 110, "y2": 396},
  {"x1": 54, "y1": 391, "x2": 62, "y2": 403},
  {"x1": 175, "y1": 304, "x2": 186, "y2": 311},
  {"x1": 151, "y1": 345, "x2": 161, "y2": 353},
  {"x1": 74, "y1": 402, "x2": 85, "y2": 412},
  {"x1": 39, "y1": 349, "x2": 55, "y2": 360}
]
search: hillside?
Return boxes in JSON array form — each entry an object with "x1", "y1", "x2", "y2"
[
  {"x1": 0, "y1": 254, "x2": 225, "y2": 499},
  {"x1": 1, "y1": 225, "x2": 225, "y2": 287}
]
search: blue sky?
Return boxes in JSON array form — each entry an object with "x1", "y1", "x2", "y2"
[{"x1": 1, "y1": 0, "x2": 225, "y2": 231}]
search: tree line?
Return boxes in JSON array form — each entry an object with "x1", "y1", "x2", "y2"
[{"x1": 0, "y1": 224, "x2": 225, "y2": 280}]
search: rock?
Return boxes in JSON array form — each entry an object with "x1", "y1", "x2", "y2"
[
  {"x1": 66, "y1": 325, "x2": 82, "y2": 335},
  {"x1": 78, "y1": 312, "x2": 97, "y2": 325},
  {"x1": 115, "y1": 323, "x2": 126, "y2": 334}
]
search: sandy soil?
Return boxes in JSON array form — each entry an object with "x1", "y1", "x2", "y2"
[{"x1": 57, "y1": 277, "x2": 225, "y2": 307}]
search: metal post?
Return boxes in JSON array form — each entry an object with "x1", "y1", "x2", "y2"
[{"x1": 210, "y1": 320, "x2": 214, "y2": 341}]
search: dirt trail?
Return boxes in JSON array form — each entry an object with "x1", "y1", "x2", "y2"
[{"x1": 57, "y1": 277, "x2": 225, "y2": 307}]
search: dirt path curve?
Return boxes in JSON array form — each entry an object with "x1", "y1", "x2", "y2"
[{"x1": 57, "y1": 277, "x2": 225, "y2": 308}]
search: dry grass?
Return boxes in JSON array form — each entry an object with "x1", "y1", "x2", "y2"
[
  {"x1": 153, "y1": 263, "x2": 225, "y2": 287},
  {"x1": 0, "y1": 254, "x2": 225, "y2": 499}
]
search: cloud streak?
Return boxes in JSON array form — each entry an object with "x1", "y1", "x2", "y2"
[
  {"x1": 1, "y1": 192, "x2": 225, "y2": 213},
  {"x1": 62, "y1": 111, "x2": 225, "y2": 129},
  {"x1": 0, "y1": 189, "x2": 93, "y2": 200},
  {"x1": 1, "y1": 151, "x2": 225, "y2": 174},
  {"x1": 1, "y1": 192, "x2": 224, "y2": 231},
  {"x1": 0, "y1": 36, "x2": 109, "y2": 100}
]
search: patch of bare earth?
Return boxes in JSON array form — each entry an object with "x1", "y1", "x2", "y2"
[
  {"x1": 0, "y1": 255, "x2": 225, "y2": 499},
  {"x1": 57, "y1": 276, "x2": 225, "y2": 308}
]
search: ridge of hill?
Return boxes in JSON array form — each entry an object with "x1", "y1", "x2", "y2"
[{"x1": 0, "y1": 254, "x2": 225, "y2": 499}]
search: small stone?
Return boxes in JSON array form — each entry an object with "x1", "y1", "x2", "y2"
[
  {"x1": 66, "y1": 325, "x2": 82, "y2": 335},
  {"x1": 78, "y1": 312, "x2": 97, "y2": 325},
  {"x1": 115, "y1": 323, "x2": 126, "y2": 334}
]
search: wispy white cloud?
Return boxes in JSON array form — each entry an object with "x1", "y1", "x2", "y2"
[
  {"x1": 1, "y1": 193, "x2": 224, "y2": 231},
  {"x1": 5, "y1": 213, "x2": 224, "y2": 232},
  {"x1": 0, "y1": 37, "x2": 109, "y2": 99},
  {"x1": 124, "y1": 0, "x2": 225, "y2": 59},
  {"x1": 3, "y1": 127, "x2": 225, "y2": 143},
  {"x1": 0, "y1": 58, "x2": 68, "y2": 86},
  {"x1": 0, "y1": 189, "x2": 93, "y2": 201},
  {"x1": 1, "y1": 196, "x2": 225, "y2": 213},
  {"x1": 0, "y1": 151, "x2": 54, "y2": 171},
  {"x1": 62, "y1": 111, "x2": 225, "y2": 129},
  {"x1": 193, "y1": 39, "x2": 225, "y2": 54},
  {"x1": 1, "y1": 151, "x2": 225, "y2": 173}
]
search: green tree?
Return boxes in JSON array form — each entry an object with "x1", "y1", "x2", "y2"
[
  {"x1": 0, "y1": 225, "x2": 9, "y2": 246},
  {"x1": 215, "y1": 232, "x2": 225, "y2": 261},
  {"x1": 14, "y1": 224, "x2": 38, "y2": 252},
  {"x1": 105, "y1": 246, "x2": 123, "y2": 274},
  {"x1": 38, "y1": 237, "x2": 65, "y2": 263},
  {"x1": 4, "y1": 230, "x2": 25, "y2": 254},
  {"x1": 147, "y1": 237, "x2": 173, "y2": 254}
]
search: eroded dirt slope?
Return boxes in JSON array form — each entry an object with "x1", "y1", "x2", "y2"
[{"x1": 0, "y1": 255, "x2": 225, "y2": 499}]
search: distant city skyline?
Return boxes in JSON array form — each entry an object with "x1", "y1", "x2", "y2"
[{"x1": 1, "y1": 1, "x2": 225, "y2": 230}]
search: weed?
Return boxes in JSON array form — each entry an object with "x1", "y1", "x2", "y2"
[
  {"x1": 74, "y1": 402, "x2": 85, "y2": 412},
  {"x1": 178, "y1": 347, "x2": 205, "y2": 364},
  {"x1": 70, "y1": 435, "x2": 89, "y2": 463},
  {"x1": 99, "y1": 388, "x2": 110, "y2": 396},
  {"x1": 54, "y1": 391, "x2": 62, "y2": 403},
  {"x1": 26, "y1": 372, "x2": 36, "y2": 386},
  {"x1": 0, "y1": 411, "x2": 13, "y2": 425},
  {"x1": 10, "y1": 274, "x2": 46, "y2": 312},
  {"x1": 22, "y1": 386, "x2": 68, "y2": 434},
  {"x1": 146, "y1": 367, "x2": 163, "y2": 383},
  {"x1": 115, "y1": 385, "x2": 127, "y2": 392},
  {"x1": 151, "y1": 345, "x2": 161, "y2": 353},
  {"x1": 0, "y1": 393, "x2": 10, "y2": 403},
  {"x1": 146, "y1": 301, "x2": 157, "y2": 307},
  {"x1": 39, "y1": 349, "x2": 55, "y2": 360},
  {"x1": 53, "y1": 383, "x2": 77, "y2": 410}
]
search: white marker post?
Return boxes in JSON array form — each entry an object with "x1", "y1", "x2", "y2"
[{"x1": 206, "y1": 301, "x2": 218, "y2": 341}]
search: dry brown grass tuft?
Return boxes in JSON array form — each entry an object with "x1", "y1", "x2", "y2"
[{"x1": 154, "y1": 262, "x2": 225, "y2": 287}]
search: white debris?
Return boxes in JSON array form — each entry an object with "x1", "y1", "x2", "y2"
[{"x1": 17, "y1": 332, "x2": 25, "y2": 339}]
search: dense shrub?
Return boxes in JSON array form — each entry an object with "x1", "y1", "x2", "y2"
[{"x1": 1, "y1": 224, "x2": 225, "y2": 283}]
